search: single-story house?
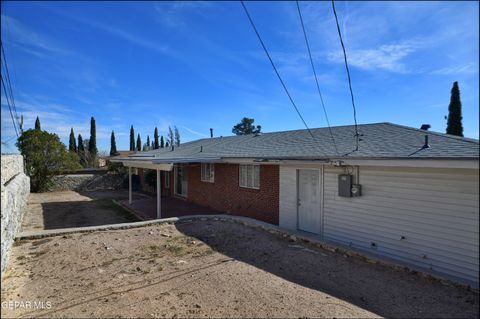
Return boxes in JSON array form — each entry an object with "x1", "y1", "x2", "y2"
[{"x1": 112, "y1": 122, "x2": 479, "y2": 288}]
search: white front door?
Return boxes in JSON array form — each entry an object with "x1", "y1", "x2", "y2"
[{"x1": 297, "y1": 169, "x2": 321, "y2": 234}]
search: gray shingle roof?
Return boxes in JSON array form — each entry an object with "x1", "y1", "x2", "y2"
[{"x1": 129, "y1": 123, "x2": 479, "y2": 162}]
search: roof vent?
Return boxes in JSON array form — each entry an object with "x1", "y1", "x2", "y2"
[
  {"x1": 171, "y1": 145, "x2": 174, "y2": 151},
  {"x1": 422, "y1": 135, "x2": 430, "y2": 149},
  {"x1": 420, "y1": 124, "x2": 431, "y2": 130},
  {"x1": 200, "y1": 146, "x2": 203, "y2": 153}
]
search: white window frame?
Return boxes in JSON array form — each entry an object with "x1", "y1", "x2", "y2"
[
  {"x1": 239, "y1": 164, "x2": 260, "y2": 189},
  {"x1": 201, "y1": 163, "x2": 215, "y2": 183},
  {"x1": 165, "y1": 171, "x2": 170, "y2": 188}
]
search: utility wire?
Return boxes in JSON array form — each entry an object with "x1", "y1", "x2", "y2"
[
  {"x1": 240, "y1": 0, "x2": 321, "y2": 150},
  {"x1": 296, "y1": 0, "x2": 339, "y2": 156},
  {"x1": 1, "y1": 76, "x2": 19, "y2": 137},
  {"x1": 331, "y1": 0, "x2": 359, "y2": 151},
  {"x1": 1, "y1": 41, "x2": 21, "y2": 132}
]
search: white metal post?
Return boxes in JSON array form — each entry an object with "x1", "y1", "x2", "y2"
[
  {"x1": 156, "y1": 169, "x2": 161, "y2": 219},
  {"x1": 128, "y1": 166, "x2": 132, "y2": 204}
]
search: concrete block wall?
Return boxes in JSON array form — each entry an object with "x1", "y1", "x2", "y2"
[{"x1": 1, "y1": 155, "x2": 30, "y2": 278}]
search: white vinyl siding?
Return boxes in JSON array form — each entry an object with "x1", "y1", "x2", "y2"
[
  {"x1": 240, "y1": 165, "x2": 260, "y2": 189},
  {"x1": 279, "y1": 164, "x2": 479, "y2": 288},
  {"x1": 201, "y1": 163, "x2": 215, "y2": 183}
]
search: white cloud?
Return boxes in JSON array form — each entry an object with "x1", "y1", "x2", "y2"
[
  {"x1": 1, "y1": 15, "x2": 74, "y2": 57},
  {"x1": 431, "y1": 63, "x2": 477, "y2": 75},
  {"x1": 180, "y1": 126, "x2": 209, "y2": 138},
  {"x1": 327, "y1": 42, "x2": 417, "y2": 73}
]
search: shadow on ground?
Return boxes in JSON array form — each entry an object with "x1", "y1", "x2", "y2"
[
  {"x1": 41, "y1": 199, "x2": 139, "y2": 229},
  {"x1": 174, "y1": 220, "x2": 479, "y2": 319}
]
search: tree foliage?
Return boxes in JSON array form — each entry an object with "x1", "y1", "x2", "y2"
[
  {"x1": 160, "y1": 136, "x2": 164, "y2": 148},
  {"x1": 154, "y1": 127, "x2": 159, "y2": 149},
  {"x1": 232, "y1": 117, "x2": 262, "y2": 135},
  {"x1": 136, "y1": 134, "x2": 142, "y2": 151},
  {"x1": 174, "y1": 126, "x2": 180, "y2": 146},
  {"x1": 110, "y1": 130, "x2": 118, "y2": 156},
  {"x1": 167, "y1": 126, "x2": 174, "y2": 146},
  {"x1": 35, "y1": 116, "x2": 41, "y2": 130},
  {"x1": 130, "y1": 125, "x2": 135, "y2": 151},
  {"x1": 89, "y1": 116, "x2": 97, "y2": 156},
  {"x1": 69, "y1": 128, "x2": 77, "y2": 152},
  {"x1": 16, "y1": 129, "x2": 81, "y2": 192},
  {"x1": 446, "y1": 81, "x2": 464, "y2": 137}
]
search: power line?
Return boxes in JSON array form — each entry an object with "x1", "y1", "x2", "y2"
[
  {"x1": 240, "y1": 0, "x2": 321, "y2": 149},
  {"x1": 1, "y1": 41, "x2": 21, "y2": 132},
  {"x1": 296, "y1": 0, "x2": 339, "y2": 156},
  {"x1": 331, "y1": 0, "x2": 359, "y2": 151},
  {"x1": 1, "y1": 76, "x2": 19, "y2": 137}
]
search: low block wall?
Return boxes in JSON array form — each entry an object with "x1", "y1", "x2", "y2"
[{"x1": 1, "y1": 154, "x2": 30, "y2": 278}]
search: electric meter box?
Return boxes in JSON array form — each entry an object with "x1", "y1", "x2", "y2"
[
  {"x1": 338, "y1": 174, "x2": 353, "y2": 197},
  {"x1": 351, "y1": 184, "x2": 362, "y2": 197}
]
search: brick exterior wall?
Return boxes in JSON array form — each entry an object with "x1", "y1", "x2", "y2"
[{"x1": 185, "y1": 163, "x2": 279, "y2": 225}]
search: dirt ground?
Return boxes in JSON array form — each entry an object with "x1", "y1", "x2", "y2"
[
  {"x1": 21, "y1": 190, "x2": 142, "y2": 232},
  {"x1": 2, "y1": 220, "x2": 478, "y2": 318}
]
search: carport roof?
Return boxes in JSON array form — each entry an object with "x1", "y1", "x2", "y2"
[{"x1": 116, "y1": 122, "x2": 479, "y2": 163}]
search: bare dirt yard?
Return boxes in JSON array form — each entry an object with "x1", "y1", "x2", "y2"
[
  {"x1": 20, "y1": 190, "x2": 142, "y2": 232},
  {"x1": 2, "y1": 220, "x2": 478, "y2": 318}
]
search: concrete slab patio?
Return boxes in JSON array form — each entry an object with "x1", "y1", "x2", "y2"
[{"x1": 119, "y1": 196, "x2": 221, "y2": 220}]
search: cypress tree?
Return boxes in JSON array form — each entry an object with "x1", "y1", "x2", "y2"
[
  {"x1": 130, "y1": 125, "x2": 135, "y2": 151},
  {"x1": 78, "y1": 134, "x2": 84, "y2": 151},
  {"x1": 69, "y1": 128, "x2": 77, "y2": 152},
  {"x1": 165, "y1": 141, "x2": 169, "y2": 148},
  {"x1": 89, "y1": 116, "x2": 97, "y2": 155},
  {"x1": 136, "y1": 134, "x2": 142, "y2": 151},
  {"x1": 160, "y1": 136, "x2": 164, "y2": 148},
  {"x1": 35, "y1": 116, "x2": 41, "y2": 130},
  {"x1": 110, "y1": 130, "x2": 117, "y2": 156},
  {"x1": 154, "y1": 127, "x2": 159, "y2": 149},
  {"x1": 147, "y1": 135, "x2": 150, "y2": 148},
  {"x1": 78, "y1": 134, "x2": 85, "y2": 167},
  {"x1": 446, "y1": 81, "x2": 464, "y2": 137}
]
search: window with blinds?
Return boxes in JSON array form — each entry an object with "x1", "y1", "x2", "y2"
[
  {"x1": 239, "y1": 164, "x2": 260, "y2": 189},
  {"x1": 201, "y1": 163, "x2": 215, "y2": 183}
]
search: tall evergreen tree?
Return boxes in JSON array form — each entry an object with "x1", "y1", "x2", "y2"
[
  {"x1": 77, "y1": 134, "x2": 84, "y2": 151},
  {"x1": 136, "y1": 134, "x2": 142, "y2": 151},
  {"x1": 165, "y1": 141, "x2": 169, "y2": 148},
  {"x1": 35, "y1": 116, "x2": 41, "y2": 130},
  {"x1": 147, "y1": 135, "x2": 150, "y2": 148},
  {"x1": 110, "y1": 130, "x2": 117, "y2": 156},
  {"x1": 88, "y1": 116, "x2": 97, "y2": 155},
  {"x1": 130, "y1": 125, "x2": 135, "y2": 151},
  {"x1": 77, "y1": 134, "x2": 85, "y2": 167},
  {"x1": 167, "y1": 126, "x2": 174, "y2": 146},
  {"x1": 154, "y1": 127, "x2": 159, "y2": 149},
  {"x1": 446, "y1": 81, "x2": 464, "y2": 137},
  {"x1": 174, "y1": 126, "x2": 180, "y2": 146},
  {"x1": 160, "y1": 136, "x2": 164, "y2": 148},
  {"x1": 69, "y1": 128, "x2": 77, "y2": 152}
]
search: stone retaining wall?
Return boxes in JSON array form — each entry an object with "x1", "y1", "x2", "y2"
[
  {"x1": 49, "y1": 173, "x2": 126, "y2": 192},
  {"x1": 1, "y1": 154, "x2": 30, "y2": 278}
]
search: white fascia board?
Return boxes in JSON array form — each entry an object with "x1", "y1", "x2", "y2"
[
  {"x1": 267, "y1": 158, "x2": 478, "y2": 169},
  {"x1": 118, "y1": 160, "x2": 173, "y2": 171}
]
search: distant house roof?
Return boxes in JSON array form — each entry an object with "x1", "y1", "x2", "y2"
[{"x1": 121, "y1": 123, "x2": 479, "y2": 163}]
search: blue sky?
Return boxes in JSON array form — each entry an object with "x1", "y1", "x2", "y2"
[{"x1": 1, "y1": 1, "x2": 478, "y2": 153}]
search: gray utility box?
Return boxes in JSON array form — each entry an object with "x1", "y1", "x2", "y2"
[{"x1": 338, "y1": 174, "x2": 353, "y2": 197}]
